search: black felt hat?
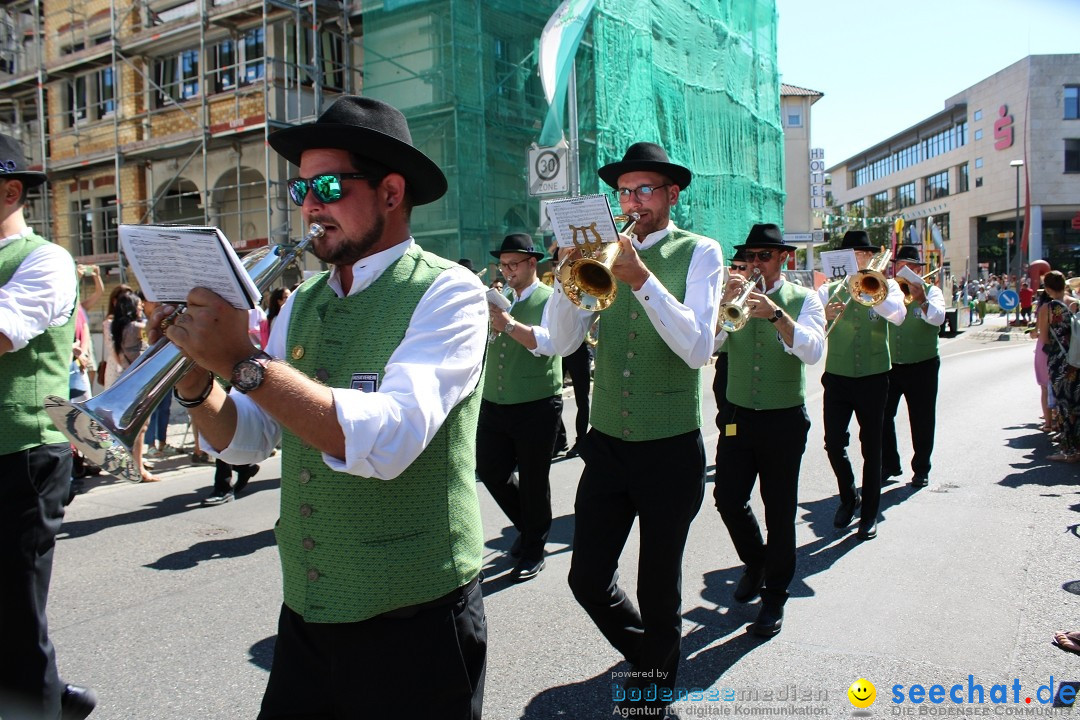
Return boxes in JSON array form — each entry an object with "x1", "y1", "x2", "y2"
[
  {"x1": 893, "y1": 245, "x2": 926, "y2": 265},
  {"x1": 490, "y1": 233, "x2": 545, "y2": 260},
  {"x1": 598, "y1": 142, "x2": 692, "y2": 190},
  {"x1": 731, "y1": 248, "x2": 747, "y2": 263},
  {"x1": 268, "y1": 96, "x2": 447, "y2": 205},
  {"x1": 840, "y1": 230, "x2": 875, "y2": 250},
  {"x1": 734, "y1": 223, "x2": 798, "y2": 252},
  {"x1": 0, "y1": 132, "x2": 47, "y2": 189}
]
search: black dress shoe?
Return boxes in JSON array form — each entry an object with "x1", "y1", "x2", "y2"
[
  {"x1": 833, "y1": 495, "x2": 861, "y2": 528},
  {"x1": 750, "y1": 603, "x2": 784, "y2": 638},
  {"x1": 910, "y1": 475, "x2": 929, "y2": 488},
  {"x1": 233, "y1": 464, "x2": 260, "y2": 496},
  {"x1": 732, "y1": 566, "x2": 765, "y2": 603},
  {"x1": 565, "y1": 443, "x2": 581, "y2": 458},
  {"x1": 512, "y1": 557, "x2": 545, "y2": 582},
  {"x1": 61, "y1": 683, "x2": 98, "y2": 720},
  {"x1": 857, "y1": 519, "x2": 877, "y2": 541}
]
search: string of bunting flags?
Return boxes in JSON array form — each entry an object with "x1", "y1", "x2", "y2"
[{"x1": 812, "y1": 203, "x2": 949, "y2": 228}]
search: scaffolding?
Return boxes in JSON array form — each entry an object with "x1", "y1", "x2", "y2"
[{"x1": 1, "y1": 0, "x2": 782, "y2": 314}]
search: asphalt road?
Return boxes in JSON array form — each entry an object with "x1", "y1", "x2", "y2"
[{"x1": 44, "y1": 314, "x2": 1080, "y2": 719}]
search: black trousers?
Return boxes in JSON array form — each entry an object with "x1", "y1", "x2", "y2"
[
  {"x1": 258, "y1": 579, "x2": 486, "y2": 720},
  {"x1": 882, "y1": 357, "x2": 940, "y2": 479},
  {"x1": 714, "y1": 404, "x2": 810, "y2": 606},
  {"x1": 554, "y1": 342, "x2": 591, "y2": 449},
  {"x1": 567, "y1": 429, "x2": 705, "y2": 697},
  {"x1": 476, "y1": 396, "x2": 562, "y2": 562},
  {"x1": 822, "y1": 371, "x2": 889, "y2": 524},
  {"x1": 0, "y1": 443, "x2": 72, "y2": 720},
  {"x1": 213, "y1": 459, "x2": 258, "y2": 494}
]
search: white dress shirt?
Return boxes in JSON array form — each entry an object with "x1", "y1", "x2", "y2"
[
  {"x1": 910, "y1": 284, "x2": 946, "y2": 326},
  {"x1": 0, "y1": 228, "x2": 77, "y2": 352},
  {"x1": 547, "y1": 223, "x2": 724, "y2": 369},
  {"x1": 506, "y1": 278, "x2": 558, "y2": 357},
  {"x1": 211, "y1": 239, "x2": 488, "y2": 480},
  {"x1": 715, "y1": 276, "x2": 825, "y2": 365}
]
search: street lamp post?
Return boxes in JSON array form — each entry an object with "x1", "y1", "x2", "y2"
[{"x1": 1010, "y1": 159, "x2": 1024, "y2": 324}]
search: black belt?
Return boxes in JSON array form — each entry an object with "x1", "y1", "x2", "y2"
[{"x1": 377, "y1": 576, "x2": 478, "y2": 620}]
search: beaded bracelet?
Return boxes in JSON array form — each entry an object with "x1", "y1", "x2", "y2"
[{"x1": 173, "y1": 371, "x2": 214, "y2": 408}]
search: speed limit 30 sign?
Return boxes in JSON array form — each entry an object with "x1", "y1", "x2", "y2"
[{"x1": 528, "y1": 144, "x2": 568, "y2": 196}]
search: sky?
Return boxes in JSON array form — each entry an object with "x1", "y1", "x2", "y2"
[{"x1": 775, "y1": 0, "x2": 1080, "y2": 168}]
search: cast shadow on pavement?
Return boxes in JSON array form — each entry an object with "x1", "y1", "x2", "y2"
[
  {"x1": 248, "y1": 636, "x2": 276, "y2": 672},
  {"x1": 999, "y1": 424, "x2": 1080, "y2": 488},
  {"x1": 481, "y1": 513, "x2": 575, "y2": 596},
  {"x1": 144, "y1": 528, "x2": 276, "y2": 570},
  {"x1": 58, "y1": 476, "x2": 281, "y2": 541}
]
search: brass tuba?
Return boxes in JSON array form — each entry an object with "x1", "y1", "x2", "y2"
[
  {"x1": 559, "y1": 213, "x2": 639, "y2": 311},
  {"x1": 43, "y1": 223, "x2": 325, "y2": 483},
  {"x1": 717, "y1": 268, "x2": 763, "y2": 333}
]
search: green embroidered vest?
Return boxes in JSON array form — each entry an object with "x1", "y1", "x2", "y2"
[
  {"x1": 824, "y1": 279, "x2": 892, "y2": 377},
  {"x1": 725, "y1": 282, "x2": 810, "y2": 410},
  {"x1": 592, "y1": 230, "x2": 703, "y2": 441},
  {"x1": 483, "y1": 282, "x2": 562, "y2": 404},
  {"x1": 278, "y1": 245, "x2": 483, "y2": 623},
  {"x1": 888, "y1": 300, "x2": 939, "y2": 364},
  {"x1": 0, "y1": 234, "x2": 76, "y2": 454}
]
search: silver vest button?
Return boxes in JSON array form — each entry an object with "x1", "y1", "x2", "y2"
[
  {"x1": 302, "y1": 537, "x2": 315, "y2": 551},
  {"x1": 622, "y1": 429, "x2": 631, "y2": 437},
  {"x1": 307, "y1": 569, "x2": 320, "y2": 582},
  {"x1": 300, "y1": 504, "x2": 313, "y2": 518},
  {"x1": 621, "y1": 410, "x2": 629, "y2": 417},
  {"x1": 623, "y1": 369, "x2": 631, "y2": 378},
  {"x1": 299, "y1": 469, "x2": 311, "y2": 484},
  {"x1": 315, "y1": 368, "x2": 329, "y2": 382}
]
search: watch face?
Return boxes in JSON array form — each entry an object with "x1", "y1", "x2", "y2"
[{"x1": 234, "y1": 361, "x2": 264, "y2": 391}]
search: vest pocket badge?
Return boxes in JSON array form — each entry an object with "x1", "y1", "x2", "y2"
[{"x1": 350, "y1": 373, "x2": 379, "y2": 392}]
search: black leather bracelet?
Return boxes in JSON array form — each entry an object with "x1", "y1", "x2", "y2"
[{"x1": 174, "y1": 371, "x2": 215, "y2": 408}]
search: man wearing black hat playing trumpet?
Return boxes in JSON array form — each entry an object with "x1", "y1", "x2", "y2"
[
  {"x1": 713, "y1": 224, "x2": 824, "y2": 637},
  {"x1": 819, "y1": 230, "x2": 906, "y2": 541},
  {"x1": 478, "y1": 233, "x2": 563, "y2": 582},
  {"x1": 548, "y1": 142, "x2": 724, "y2": 717},
  {"x1": 881, "y1": 245, "x2": 945, "y2": 489},
  {"x1": 156, "y1": 97, "x2": 488, "y2": 719}
]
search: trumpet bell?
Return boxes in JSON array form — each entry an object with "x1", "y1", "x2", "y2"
[
  {"x1": 848, "y1": 269, "x2": 889, "y2": 306},
  {"x1": 718, "y1": 303, "x2": 749, "y2": 333},
  {"x1": 566, "y1": 243, "x2": 621, "y2": 312}
]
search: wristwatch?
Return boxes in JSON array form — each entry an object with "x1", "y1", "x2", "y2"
[
  {"x1": 504, "y1": 319, "x2": 517, "y2": 335},
  {"x1": 231, "y1": 351, "x2": 273, "y2": 393},
  {"x1": 767, "y1": 308, "x2": 784, "y2": 323}
]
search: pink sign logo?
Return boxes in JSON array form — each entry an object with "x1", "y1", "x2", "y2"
[{"x1": 994, "y1": 105, "x2": 1014, "y2": 150}]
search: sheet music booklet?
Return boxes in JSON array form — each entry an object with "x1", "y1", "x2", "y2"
[{"x1": 119, "y1": 225, "x2": 262, "y2": 309}]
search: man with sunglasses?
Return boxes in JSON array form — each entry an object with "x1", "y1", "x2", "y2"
[
  {"x1": 881, "y1": 245, "x2": 945, "y2": 489},
  {"x1": 156, "y1": 97, "x2": 488, "y2": 719},
  {"x1": 818, "y1": 230, "x2": 906, "y2": 541},
  {"x1": 478, "y1": 233, "x2": 563, "y2": 582},
  {"x1": 712, "y1": 224, "x2": 824, "y2": 637},
  {"x1": 548, "y1": 142, "x2": 724, "y2": 718}
]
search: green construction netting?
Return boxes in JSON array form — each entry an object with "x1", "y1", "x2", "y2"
[{"x1": 362, "y1": 0, "x2": 783, "y2": 270}]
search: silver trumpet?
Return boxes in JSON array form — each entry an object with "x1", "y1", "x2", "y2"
[
  {"x1": 718, "y1": 268, "x2": 763, "y2": 333},
  {"x1": 43, "y1": 223, "x2": 325, "y2": 484}
]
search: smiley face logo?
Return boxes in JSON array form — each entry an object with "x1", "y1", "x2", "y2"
[{"x1": 848, "y1": 678, "x2": 876, "y2": 708}]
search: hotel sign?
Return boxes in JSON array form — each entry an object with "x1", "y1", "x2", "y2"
[{"x1": 809, "y1": 148, "x2": 826, "y2": 209}]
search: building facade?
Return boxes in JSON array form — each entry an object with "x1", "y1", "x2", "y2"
[
  {"x1": 827, "y1": 54, "x2": 1080, "y2": 281},
  {"x1": 781, "y1": 82, "x2": 824, "y2": 266}
]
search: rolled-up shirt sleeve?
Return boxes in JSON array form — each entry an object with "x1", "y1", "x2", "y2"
[
  {"x1": 920, "y1": 285, "x2": 946, "y2": 326},
  {"x1": 214, "y1": 266, "x2": 487, "y2": 480},
  {"x1": 547, "y1": 279, "x2": 594, "y2": 356},
  {"x1": 0, "y1": 242, "x2": 77, "y2": 351},
  {"x1": 785, "y1": 290, "x2": 825, "y2": 365}
]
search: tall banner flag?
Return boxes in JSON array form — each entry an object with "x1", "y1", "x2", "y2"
[{"x1": 538, "y1": 0, "x2": 596, "y2": 147}]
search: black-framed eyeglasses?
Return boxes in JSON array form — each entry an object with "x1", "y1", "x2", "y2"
[
  {"x1": 498, "y1": 258, "x2": 530, "y2": 272},
  {"x1": 743, "y1": 250, "x2": 774, "y2": 262},
  {"x1": 731, "y1": 264, "x2": 749, "y2": 272},
  {"x1": 615, "y1": 183, "x2": 671, "y2": 201},
  {"x1": 287, "y1": 173, "x2": 367, "y2": 206}
]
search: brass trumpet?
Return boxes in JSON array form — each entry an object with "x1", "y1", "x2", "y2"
[
  {"x1": 43, "y1": 223, "x2": 325, "y2": 483},
  {"x1": 717, "y1": 268, "x2": 763, "y2": 333},
  {"x1": 823, "y1": 247, "x2": 892, "y2": 337},
  {"x1": 559, "y1": 213, "x2": 639, "y2": 311}
]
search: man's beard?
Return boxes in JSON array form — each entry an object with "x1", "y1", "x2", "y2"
[{"x1": 312, "y1": 213, "x2": 385, "y2": 266}]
